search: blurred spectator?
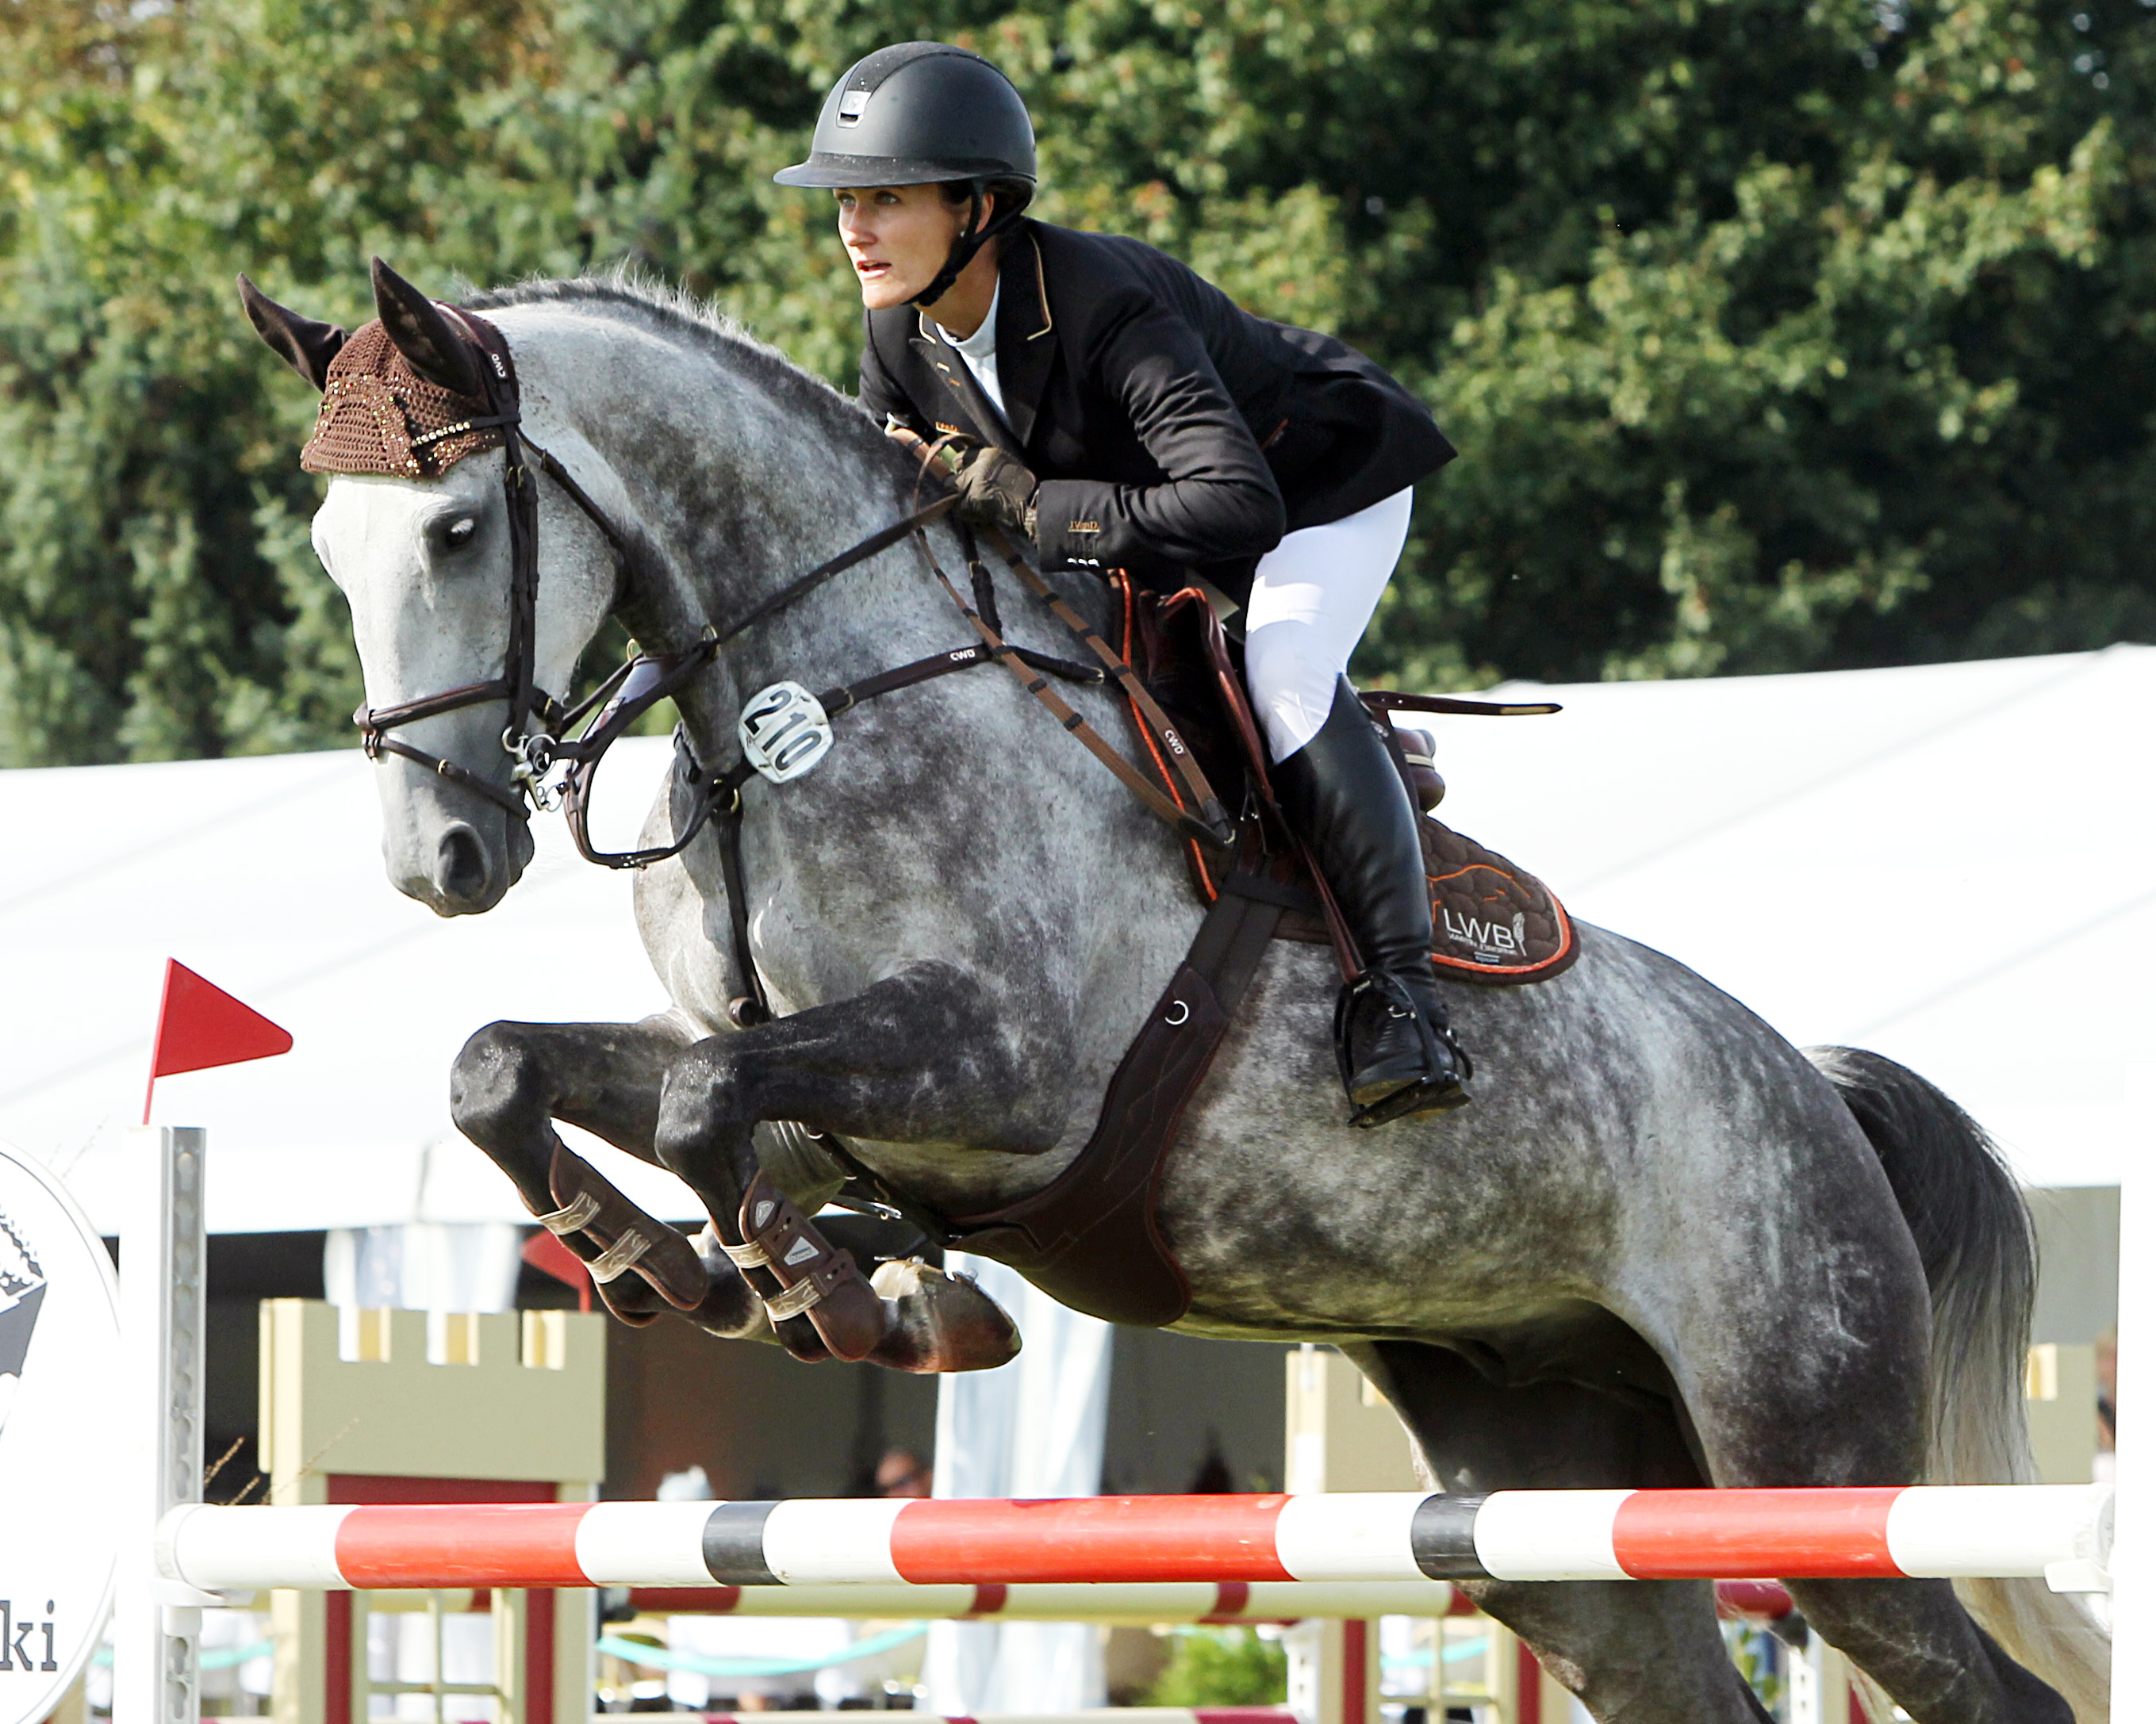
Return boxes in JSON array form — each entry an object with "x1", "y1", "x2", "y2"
[{"x1": 876, "y1": 1449, "x2": 931, "y2": 1498}]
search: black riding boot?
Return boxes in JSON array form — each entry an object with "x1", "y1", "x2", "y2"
[{"x1": 1272, "y1": 678, "x2": 1471, "y2": 1125}]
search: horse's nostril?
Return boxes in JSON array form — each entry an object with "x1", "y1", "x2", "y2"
[{"x1": 434, "y1": 824, "x2": 492, "y2": 904}]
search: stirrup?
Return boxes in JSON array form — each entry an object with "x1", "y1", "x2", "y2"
[{"x1": 1332, "y1": 971, "x2": 1471, "y2": 1127}]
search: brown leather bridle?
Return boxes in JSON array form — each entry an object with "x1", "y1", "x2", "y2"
[{"x1": 349, "y1": 308, "x2": 628, "y2": 822}]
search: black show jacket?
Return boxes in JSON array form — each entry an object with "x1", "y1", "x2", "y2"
[{"x1": 859, "y1": 219, "x2": 1456, "y2": 603}]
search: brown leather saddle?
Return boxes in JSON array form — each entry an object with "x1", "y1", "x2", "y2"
[{"x1": 925, "y1": 580, "x2": 1577, "y2": 1327}]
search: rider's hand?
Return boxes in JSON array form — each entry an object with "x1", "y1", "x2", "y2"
[{"x1": 953, "y1": 446, "x2": 1039, "y2": 540}]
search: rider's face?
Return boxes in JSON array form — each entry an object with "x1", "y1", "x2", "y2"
[{"x1": 834, "y1": 185, "x2": 969, "y2": 310}]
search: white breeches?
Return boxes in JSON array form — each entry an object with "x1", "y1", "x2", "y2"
[{"x1": 1242, "y1": 486, "x2": 1413, "y2": 762}]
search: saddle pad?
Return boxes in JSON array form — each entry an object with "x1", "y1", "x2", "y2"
[{"x1": 1277, "y1": 819, "x2": 1581, "y2": 986}]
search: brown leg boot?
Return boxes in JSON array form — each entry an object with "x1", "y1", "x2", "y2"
[
  {"x1": 725, "y1": 1171, "x2": 888, "y2": 1362},
  {"x1": 537, "y1": 1144, "x2": 711, "y2": 1310}
]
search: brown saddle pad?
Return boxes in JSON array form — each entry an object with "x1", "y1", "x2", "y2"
[
  {"x1": 1276, "y1": 818, "x2": 1579, "y2": 984},
  {"x1": 1117, "y1": 578, "x2": 1579, "y2": 987}
]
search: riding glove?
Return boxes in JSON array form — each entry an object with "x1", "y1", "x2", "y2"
[{"x1": 953, "y1": 446, "x2": 1039, "y2": 539}]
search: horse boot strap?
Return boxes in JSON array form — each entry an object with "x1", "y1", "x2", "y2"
[
  {"x1": 530, "y1": 1196, "x2": 663, "y2": 1327},
  {"x1": 547, "y1": 1144, "x2": 709, "y2": 1309},
  {"x1": 534, "y1": 1190, "x2": 601, "y2": 1234},
  {"x1": 737, "y1": 1170, "x2": 887, "y2": 1361}
]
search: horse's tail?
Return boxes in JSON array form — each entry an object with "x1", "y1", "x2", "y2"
[{"x1": 1809, "y1": 1046, "x2": 2110, "y2": 1722}]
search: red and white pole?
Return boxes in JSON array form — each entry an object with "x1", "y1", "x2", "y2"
[{"x1": 158, "y1": 1483, "x2": 2112, "y2": 1593}]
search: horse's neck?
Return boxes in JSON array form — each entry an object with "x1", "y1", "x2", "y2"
[
  {"x1": 539, "y1": 312, "x2": 926, "y2": 722},
  {"x1": 533, "y1": 303, "x2": 1115, "y2": 775}
]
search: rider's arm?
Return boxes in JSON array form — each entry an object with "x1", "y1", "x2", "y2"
[{"x1": 1033, "y1": 289, "x2": 1286, "y2": 571}]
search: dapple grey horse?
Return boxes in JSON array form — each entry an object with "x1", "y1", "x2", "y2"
[{"x1": 247, "y1": 266, "x2": 2107, "y2": 1722}]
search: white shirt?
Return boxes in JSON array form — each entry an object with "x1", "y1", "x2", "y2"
[{"x1": 948, "y1": 281, "x2": 1007, "y2": 420}]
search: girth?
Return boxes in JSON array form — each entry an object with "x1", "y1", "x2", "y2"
[{"x1": 935, "y1": 849, "x2": 1291, "y2": 1326}]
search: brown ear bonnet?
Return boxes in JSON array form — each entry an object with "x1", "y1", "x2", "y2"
[{"x1": 300, "y1": 318, "x2": 513, "y2": 479}]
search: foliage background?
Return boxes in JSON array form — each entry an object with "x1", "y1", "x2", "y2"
[{"x1": 3, "y1": 0, "x2": 2151, "y2": 764}]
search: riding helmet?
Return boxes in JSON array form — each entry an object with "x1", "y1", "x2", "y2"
[{"x1": 774, "y1": 43, "x2": 1037, "y2": 190}]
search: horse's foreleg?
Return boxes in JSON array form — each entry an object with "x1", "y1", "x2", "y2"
[
  {"x1": 450, "y1": 1015, "x2": 766, "y2": 1339},
  {"x1": 453, "y1": 1017, "x2": 686, "y2": 1206},
  {"x1": 653, "y1": 962, "x2": 1028, "y2": 1370}
]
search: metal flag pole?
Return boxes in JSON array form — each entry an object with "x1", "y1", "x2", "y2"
[{"x1": 113, "y1": 1125, "x2": 217, "y2": 1724}]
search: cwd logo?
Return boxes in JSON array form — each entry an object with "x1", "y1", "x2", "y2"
[{"x1": 0, "y1": 1145, "x2": 123, "y2": 1724}]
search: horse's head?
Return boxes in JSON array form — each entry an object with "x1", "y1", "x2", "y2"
[{"x1": 241, "y1": 262, "x2": 620, "y2": 914}]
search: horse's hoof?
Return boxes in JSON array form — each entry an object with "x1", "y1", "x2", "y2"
[
  {"x1": 866, "y1": 1258, "x2": 1022, "y2": 1373},
  {"x1": 775, "y1": 1313, "x2": 835, "y2": 1363},
  {"x1": 546, "y1": 1144, "x2": 709, "y2": 1308}
]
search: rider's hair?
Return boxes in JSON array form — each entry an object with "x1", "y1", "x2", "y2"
[{"x1": 938, "y1": 177, "x2": 1034, "y2": 220}]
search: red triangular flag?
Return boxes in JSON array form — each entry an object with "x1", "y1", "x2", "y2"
[{"x1": 143, "y1": 960, "x2": 293, "y2": 1121}]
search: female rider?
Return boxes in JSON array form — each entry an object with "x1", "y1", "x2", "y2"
[{"x1": 777, "y1": 41, "x2": 1469, "y2": 1125}]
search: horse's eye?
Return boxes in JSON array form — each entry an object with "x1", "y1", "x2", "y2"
[{"x1": 443, "y1": 518, "x2": 477, "y2": 547}]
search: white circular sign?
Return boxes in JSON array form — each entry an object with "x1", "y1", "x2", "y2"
[{"x1": 0, "y1": 1144, "x2": 123, "y2": 1724}]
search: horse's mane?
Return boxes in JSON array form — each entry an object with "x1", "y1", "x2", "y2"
[{"x1": 462, "y1": 271, "x2": 908, "y2": 476}]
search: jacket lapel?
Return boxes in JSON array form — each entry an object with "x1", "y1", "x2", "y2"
[
  {"x1": 910, "y1": 315, "x2": 1021, "y2": 457},
  {"x1": 994, "y1": 230, "x2": 1056, "y2": 449}
]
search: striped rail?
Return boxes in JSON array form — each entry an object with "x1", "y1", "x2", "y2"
[{"x1": 158, "y1": 1485, "x2": 2112, "y2": 1593}]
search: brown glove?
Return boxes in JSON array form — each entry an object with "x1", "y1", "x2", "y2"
[{"x1": 953, "y1": 445, "x2": 1038, "y2": 538}]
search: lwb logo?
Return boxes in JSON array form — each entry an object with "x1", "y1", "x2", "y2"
[{"x1": 1441, "y1": 906, "x2": 1529, "y2": 964}]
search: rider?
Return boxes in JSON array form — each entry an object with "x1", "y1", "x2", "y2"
[{"x1": 777, "y1": 42, "x2": 1469, "y2": 1124}]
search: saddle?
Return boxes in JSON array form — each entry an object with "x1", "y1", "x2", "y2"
[
  {"x1": 935, "y1": 579, "x2": 1576, "y2": 1327},
  {"x1": 1118, "y1": 580, "x2": 1579, "y2": 984}
]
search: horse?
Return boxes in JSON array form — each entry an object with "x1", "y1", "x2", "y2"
[{"x1": 242, "y1": 262, "x2": 2108, "y2": 1723}]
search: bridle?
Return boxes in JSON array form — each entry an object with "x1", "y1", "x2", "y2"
[
  {"x1": 350, "y1": 308, "x2": 627, "y2": 822},
  {"x1": 347, "y1": 307, "x2": 1235, "y2": 893}
]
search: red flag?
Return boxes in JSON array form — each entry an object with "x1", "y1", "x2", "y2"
[{"x1": 143, "y1": 960, "x2": 293, "y2": 1122}]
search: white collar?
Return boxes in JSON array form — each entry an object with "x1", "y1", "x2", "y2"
[{"x1": 949, "y1": 280, "x2": 1002, "y2": 362}]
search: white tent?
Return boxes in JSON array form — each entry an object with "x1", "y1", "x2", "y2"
[{"x1": 2, "y1": 644, "x2": 2146, "y2": 1233}]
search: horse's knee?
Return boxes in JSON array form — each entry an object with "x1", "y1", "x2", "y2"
[
  {"x1": 451, "y1": 1021, "x2": 547, "y2": 1145},
  {"x1": 654, "y1": 1040, "x2": 747, "y2": 1180}
]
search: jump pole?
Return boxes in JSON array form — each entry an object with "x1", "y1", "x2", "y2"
[{"x1": 156, "y1": 1484, "x2": 2112, "y2": 1592}]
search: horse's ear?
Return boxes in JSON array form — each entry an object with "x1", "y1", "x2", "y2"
[
  {"x1": 370, "y1": 258, "x2": 486, "y2": 397},
  {"x1": 236, "y1": 274, "x2": 346, "y2": 392}
]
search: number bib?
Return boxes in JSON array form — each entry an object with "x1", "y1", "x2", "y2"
[{"x1": 738, "y1": 680, "x2": 836, "y2": 783}]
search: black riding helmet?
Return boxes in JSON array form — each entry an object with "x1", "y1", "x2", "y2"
[{"x1": 775, "y1": 42, "x2": 1037, "y2": 308}]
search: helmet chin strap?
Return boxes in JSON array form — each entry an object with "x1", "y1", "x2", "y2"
[{"x1": 911, "y1": 183, "x2": 1023, "y2": 310}]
